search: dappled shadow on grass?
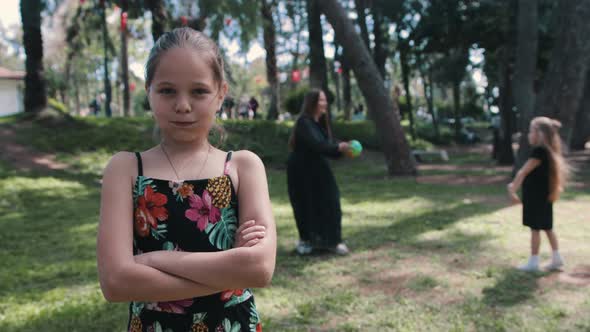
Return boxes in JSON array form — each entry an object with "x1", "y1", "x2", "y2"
[
  {"x1": 0, "y1": 169, "x2": 101, "y2": 299},
  {"x1": 0, "y1": 291, "x2": 127, "y2": 332},
  {"x1": 482, "y1": 268, "x2": 544, "y2": 307}
]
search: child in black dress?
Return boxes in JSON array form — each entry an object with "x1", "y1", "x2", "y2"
[{"x1": 508, "y1": 117, "x2": 570, "y2": 272}]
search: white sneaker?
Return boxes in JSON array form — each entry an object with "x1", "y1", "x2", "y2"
[
  {"x1": 295, "y1": 241, "x2": 312, "y2": 255},
  {"x1": 544, "y1": 259, "x2": 564, "y2": 271},
  {"x1": 517, "y1": 261, "x2": 540, "y2": 272},
  {"x1": 331, "y1": 243, "x2": 350, "y2": 256}
]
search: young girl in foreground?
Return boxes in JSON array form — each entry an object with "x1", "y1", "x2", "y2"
[
  {"x1": 508, "y1": 116, "x2": 570, "y2": 272},
  {"x1": 97, "y1": 27, "x2": 276, "y2": 331}
]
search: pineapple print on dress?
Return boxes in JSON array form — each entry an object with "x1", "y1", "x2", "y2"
[
  {"x1": 206, "y1": 176, "x2": 232, "y2": 209},
  {"x1": 129, "y1": 302, "x2": 144, "y2": 332},
  {"x1": 191, "y1": 312, "x2": 209, "y2": 332}
]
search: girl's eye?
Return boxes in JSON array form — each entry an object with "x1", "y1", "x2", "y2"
[
  {"x1": 158, "y1": 88, "x2": 175, "y2": 95},
  {"x1": 192, "y1": 89, "x2": 209, "y2": 95}
]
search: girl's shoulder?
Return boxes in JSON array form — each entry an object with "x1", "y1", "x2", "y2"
[
  {"x1": 104, "y1": 151, "x2": 137, "y2": 173},
  {"x1": 225, "y1": 150, "x2": 266, "y2": 193},
  {"x1": 230, "y1": 150, "x2": 265, "y2": 169}
]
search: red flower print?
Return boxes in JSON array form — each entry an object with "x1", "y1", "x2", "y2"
[
  {"x1": 220, "y1": 289, "x2": 244, "y2": 302},
  {"x1": 134, "y1": 186, "x2": 168, "y2": 236},
  {"x1": 185, "y1": 190, "x2": 221, "y2": 231},
  {"x1": 256, "y1": 323, "x2": 262, "y2": 332},
  {"x1": 146, "y1": 299, "x2": 194, "y2": 314}
]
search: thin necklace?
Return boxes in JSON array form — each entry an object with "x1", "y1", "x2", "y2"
[{"x1": 160, "y1": 143, "x2": 211, "y2": 182}]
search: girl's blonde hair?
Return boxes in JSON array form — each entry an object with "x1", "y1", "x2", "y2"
[{"x1": 530, "y1": 116, "x2": 571, "y2": 202}]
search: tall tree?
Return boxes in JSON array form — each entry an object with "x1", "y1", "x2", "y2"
[
  {"x1": 306, "y1": 0, "x2": 331, "y2": 133},
  {"x1": 513, "y1": 0, "x2": 539, "y2": 167},
  {"x1": 399, "y1": 39, "x2": 415, "y2": 140},
  {"x1": 306, "y1": 0, "x2": 328, "y2": 91},
  {"x1": 260, "y1": 0, "x2": 279, "y2": 120},
  {"x1": 145, "y1": 0, "x2": 168, "y2": 42},
  {"x1": 318, "y1": 0, "x2": 416, "y2": 175},
  {"x1": 570, "y1": 70, "x2": 590, "y2": 150},
  {"x1": 534, "y1": 0, "x2": 590, "y2": 143},
  {"x1": 120, "y1": 0, "x2": 131, "y2": 116},
  {"x1": 20, "y1": 0, "x2": 47, "y2": 114},
  {"x1": 100, "y1": 0, "x2": 112, "y2": 117}
]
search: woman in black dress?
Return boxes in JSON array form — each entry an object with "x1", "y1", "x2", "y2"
[{"x1": 287, "y1": 89, "x2": 351, "y2": 255}]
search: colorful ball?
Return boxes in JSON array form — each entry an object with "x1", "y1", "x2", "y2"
[{"x1": 349, "y1": 139, "x2": 363, "y2": 157}]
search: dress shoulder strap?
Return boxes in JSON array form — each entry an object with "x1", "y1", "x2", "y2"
[
  {"x1": 135, "y1": 152, "x2": 143, "y2": 176},
  {"x1": 224, "y1": 151, "x2": 233, "y2": 175}
]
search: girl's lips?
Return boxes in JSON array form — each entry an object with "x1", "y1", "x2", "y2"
[{"x1": 170, "y1": 121, "x2": 197, "y2": 127}]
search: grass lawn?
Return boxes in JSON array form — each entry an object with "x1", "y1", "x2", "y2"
[{"x1": 1, "y1": 119, "x2": 589, "y2": 331}]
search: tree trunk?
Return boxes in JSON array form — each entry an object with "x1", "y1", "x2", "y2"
[
  {"x1": 399, "y1": 44, "x2": 415, "y2": 140},
  {"x1": 535, "y1": 0, "x2": 590, "y2": 143},
  {"x1": 332, "y1": 45, "x2": 342, "y2": 111},
  {"x1": 342, "y1": 64, "x2": 352, "y2": 120},
  {"x1": 371, "y1": 5, "x2": 387, "y2": 79},
  {"x1": 20, "y1": 0, "x2": 47, "y2": 113},
  {"x1": 261, "y1": 0, "x2": 279, "y2": 120},
  {"x1": 571, "y1": 69, "x2": 590, "y2": 150},
  {"x1": 513, "y1": 0, "x2": 539, "y2": 169},
  {"x1": 101, "y1": 1, "x2": 112, "y2": 117},
  {"x1": 121, "y1": 0, "x2": 131, "y2": 116},
  {"x1": 419, "y1": 59, "x2": 439, "y2": 140},
  {"x1": 497, "y1": 50, "x2": 515, "y2": 164},
  {"x1": 307, "y1": 0, "x2": 329, "y2": 91},
  {"x1": 354, "y1": 0, "x2": 370, "y2": 51},
  {"x1": 306, "y1": 0, "x2": 331, "y2": 133},
  {"x1": 319, "y1": 0, "x2": 416, "y2": 175},
  {"x1": 146, "y1": 0, "x2": 167, "y2": 42},
  {"x1": 452, "y1": 80, "x2": 461, "y2": 141}
]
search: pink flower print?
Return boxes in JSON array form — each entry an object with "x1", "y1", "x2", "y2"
[{"x1": 185, "y1": 190, "x2": 221, "y2": 231}]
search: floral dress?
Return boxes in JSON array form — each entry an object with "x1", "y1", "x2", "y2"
[{"x1": 128, "y1": 151, "x2": 262, "y2": 332}]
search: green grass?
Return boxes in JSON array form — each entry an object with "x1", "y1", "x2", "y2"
[{"x1": 1, "y1": 118, "x2": 590, "y2": 331}]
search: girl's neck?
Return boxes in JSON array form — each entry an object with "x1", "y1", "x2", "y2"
[{"x1": 160, "y1": 137, "x2": 210, "y2": 156}]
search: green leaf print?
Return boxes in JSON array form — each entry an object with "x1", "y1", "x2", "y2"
[
  {"x1": 222, "y1": 318, "x2": 241, "y2": 332},
  {"x1": 133, "y1": 176, "x2": 153, "y2": 199},
  {"x1": 154, "y1": 321, "x2": 163, "y2": 332},
  {"x1": 224, "y1": 289, "x2": 253, "y2": 308},
  {"x1": 151, "y1": 224, "x2": 168, "y2": 240},
  {"x1": 249, "y1": 301, "x2": 260, "y2": 331},
  {"x1": 205, "y1": 207, "x2": 238, "y2": 250},
  {"x1": 162, "y1": 241, "x2": 174, "y2": 251}
]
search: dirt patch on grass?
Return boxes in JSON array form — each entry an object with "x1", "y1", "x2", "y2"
[
  {"x1": 539, "y1": 265, "x2": 590, "y2": 287},
  {"x1": 0, "y1": 126, "x2": 68, "y2": 172},
  {"x1": 417, "y1": 174, "x2": 510, "y2": 186}
]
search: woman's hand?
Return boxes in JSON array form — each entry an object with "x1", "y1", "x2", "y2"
[
  {"x1": 338, "y1": 142, "x2": 351, "y2": 153},
  {"x1": 234, "y1": 220, "x2": 266, "y2": 248}
]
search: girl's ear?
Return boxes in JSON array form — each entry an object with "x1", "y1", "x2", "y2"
[{"x1": 218, "y1": 82, "x2": 229, "y2": 109}]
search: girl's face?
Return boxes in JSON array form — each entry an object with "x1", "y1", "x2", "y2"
[
  {"x1": 315, "y1": 91, "x2": 328, "y2": 116},
  {"x1": 528, "y1": 123, "x2": 541, "y2": 146},
  {"x1": 147, "y1": 47, "x2": 227, "y2": 143}
]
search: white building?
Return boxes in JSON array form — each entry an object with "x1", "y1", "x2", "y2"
[{"x1": 0, "y1": 67, "x2": 25, "y2": 117}]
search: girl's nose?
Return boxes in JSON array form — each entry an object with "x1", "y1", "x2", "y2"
[{"x1": 175, "y1": 94, "x2": 191, "y2": 113}]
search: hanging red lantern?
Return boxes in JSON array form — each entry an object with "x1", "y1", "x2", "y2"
[
  {"x1": 291, "y1": 69, "x2": 301, "y2": 83},
  {"x1": 337, "y1": 67, "x2": 343, "y2": 74},
  {"x1": 80, "y1": 0, "x2": 85, "y2": 4},
  {"x1": 180, "y1": 16, "x2": 188, "y2": 26},
  {"x1": 129, "y1": 82, "x2": 136, "y2": 92},
  {"x1": 120, "y1": 12, "x2": 128, "y2": 31},
  {"x1": 225, "y1": 18, "x2": 232, "y2": 26}
]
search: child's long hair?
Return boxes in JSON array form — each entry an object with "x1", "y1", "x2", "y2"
[
  {"x1": 288, "y1": 89, "x2": 332, "y2": 150},
  {"x1": 530, "y1": 116, "x2": 571, "y2": 202}
]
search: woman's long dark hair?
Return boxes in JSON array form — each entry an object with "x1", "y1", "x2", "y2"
[{"x1": 288, "y1": 88, "x2": 332, "y2": 150}]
